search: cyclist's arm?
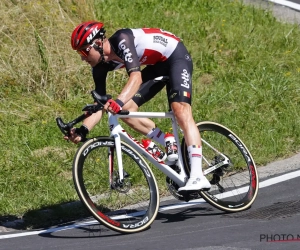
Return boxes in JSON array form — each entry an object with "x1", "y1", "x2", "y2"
[
  {"x1": 65, "y1": 109, "x2": 104, "y2": 144},
  {"x1": 93, "y1": 62, "x2": 113, "y2": 95},
  {"x1": 82, "y1": 109, "x2": 104, "y2": 131},
  {"x1": 117, "y1": 71, "x2": 142, "y2": 105},
  {"x1": 81, "y1": 62, "x2": 110, "y2": 134},
  {"x1": 109, "y1": 30, "x2": 143, "y2": 105}
]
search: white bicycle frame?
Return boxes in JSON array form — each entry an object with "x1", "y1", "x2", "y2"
[
  {"x1": 107, "y1": 110, "x2": 231, "y2": 188},
  {"x1": 107, "y1": 110, "x2": 188, "y2": 187}
]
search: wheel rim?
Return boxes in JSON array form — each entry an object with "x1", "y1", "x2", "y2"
[
  {"x1": 182, "y1": 122, "x2": 259, "y2": 212},
  {"x1": 73, "y1": 138, "x2": 159, "y2": 233}
]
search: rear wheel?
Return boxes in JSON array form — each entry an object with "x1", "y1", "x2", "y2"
[
  {"x1": 182, "y1": 122, "x2": 259, "y2": 212},
  {"x1": 73, "y1": 137, "x2": 160, "y2": 233}
]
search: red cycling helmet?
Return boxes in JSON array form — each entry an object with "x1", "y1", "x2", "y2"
[{"x1": 71, "y1": 21, "x2": 106, "y2": 50}]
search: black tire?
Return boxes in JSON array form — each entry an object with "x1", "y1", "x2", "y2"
[
  {"x1": 181, "y1": 122, "x2": 259, "y2": 212},
  {"x1": 73, "y1": 137, "x2": 160, "y2": 233}
]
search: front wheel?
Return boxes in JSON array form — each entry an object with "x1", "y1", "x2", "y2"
[
  {"x1": 73, "y1": 137, "x2": 160, "y2": 233},
  {"x1": 181, "y1": 122, "x2": 259, "y2": 212}
]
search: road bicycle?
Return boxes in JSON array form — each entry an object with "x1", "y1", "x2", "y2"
[{"x1": 56, "y1": 78, "x2": 259, "y2": 234}]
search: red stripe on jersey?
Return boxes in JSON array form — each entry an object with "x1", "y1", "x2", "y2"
[{"x1": 140, "y1": 49, "x2": 167, "y2": 64}]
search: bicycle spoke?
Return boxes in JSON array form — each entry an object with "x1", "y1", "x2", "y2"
[
  {"x1": 181, "y1": 122, "x2": 259, "y2": 212},
  {"x1": 73, "y1": 138, "x2": 159, "y2": 233}
]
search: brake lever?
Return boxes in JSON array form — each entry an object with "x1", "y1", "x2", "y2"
[
  {"x1": 56, "y1": 113, "x2": 91, "y2": 136},
  {"x1": 56, "y1": 93, "x2": 107, "y2": 138},
  {"x1": 56, "y1": 117, "x2": 71, "y2": 136},
  {"x1": 91, "y1": 91, "x2": 111, "y2": 104}
]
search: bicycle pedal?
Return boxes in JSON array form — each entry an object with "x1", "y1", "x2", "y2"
[
  {"x1": 178, "y1": 189, "x2": 206, "y2": 201},
  {"x1": 177, "y1": 190, "x2": 199, "y2": 201},
  {"x1": 177, "y1": 190, "x2": 191, "y2": 202}
]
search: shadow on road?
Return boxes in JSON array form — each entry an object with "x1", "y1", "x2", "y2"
[
  {"x1": 156, "y1": 206, "x2": 226, "y2": 224},
  {"x1": 0, "y1": 200, "x2": 89, "y2": 231}
]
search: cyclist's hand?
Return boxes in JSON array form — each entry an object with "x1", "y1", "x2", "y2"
[
  {"x1": 105, "y1": 99, "x2": 122, "y2": 114},
  {"x1": 63, "y1": 128, "x2": 81, "y2": 144},
  {"x1": 63, "y1": 125, "x2": 89, "y2": 144}
]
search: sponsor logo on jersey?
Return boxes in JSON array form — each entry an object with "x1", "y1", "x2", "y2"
[
  {"x1": 169, "y1": 93, "x2": 177, "y2": 99},
  {"x1": 128, "y1": 66, "x2": 140, "y2": 74},
  {"x1": 118, "y1": 39, "x2": 133, "y2": 63},
  {"x1": 185, "y1": 54, "x2": 191, "y2": 61},
  {"x1": 153, "y1": 36, "x2": 168, "y2": 47},
  {"x1": 183, "y1": 91, "x2": 191, "y2": 98},
  {"x1": 140, "y1": 56, "x2": 148, "y2": 64},
  {"x1": 181, "y1": 69, "x2": 190, "y2": 89}
]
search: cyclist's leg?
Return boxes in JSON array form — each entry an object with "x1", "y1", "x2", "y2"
[
  {"x1": 121, "y1": 78, "x2": 165, "y2": 136},
  {"x1": 121, "y1": 99, "x2": 153, "y2": 134},
  {"x1": 121, "y1": 64, "x2": 168, "y2": 145},
  {"x1": 165, "y1": 42, "x2": 210, "y2": 191}
]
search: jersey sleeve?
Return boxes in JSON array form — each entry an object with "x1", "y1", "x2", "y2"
[
  {"x1": 92, "y1": 63, "x2": 114, "y2": 96},
  {"x1": 109, "y1": 29, "x2": 141, "y2": 75}
]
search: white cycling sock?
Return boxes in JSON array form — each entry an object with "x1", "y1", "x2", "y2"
[
  {"x1": 146, "y1": 127, "x2": 165, "y2": 146},
  {"x1": 188, "y1": 145, "x2": 204, "y2": 179}
]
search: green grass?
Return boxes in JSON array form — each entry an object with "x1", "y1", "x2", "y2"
[{"x1": 1, "y1": 0, "x2": 300, "y2": 228}]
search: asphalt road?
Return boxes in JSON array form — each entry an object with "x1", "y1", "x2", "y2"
[
  {"x1": 1, "y1": 154, "x2": 300, "y2": 250},
  {"x1": 290, "y1": 0, "x2": 300, "y2": 4},
  {"x1": 1, "y1": 146, "x2": 300, "y2": 250},
  {"x1": 274, "y1": 0, "x2": 300, "y2": 5},
  {"x1": 243, "y1": 0, "x2": 300, "y2": 23}
]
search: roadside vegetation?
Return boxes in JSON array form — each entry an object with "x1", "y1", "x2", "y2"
[{"x1": 1, "y1": 0, "x2": 300, "y2": 228}]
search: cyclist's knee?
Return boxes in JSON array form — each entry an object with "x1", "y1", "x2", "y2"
[
  {"x1": 171, "y1": 102, "x2": 194, "y2": 127},
  {"x1": 171, "y1": 102, "x2": 192, "y2": 116},
  {"x1": 121, "y1": 117, "x2": 132, "y2": 125},
  {"x1": 123, "y1": 99, "x2": 139, "y2": 111}
]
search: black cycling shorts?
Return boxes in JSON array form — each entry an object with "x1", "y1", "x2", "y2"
[{"x1": 132, "y1": 42, "x2": 193, "y2": 107}]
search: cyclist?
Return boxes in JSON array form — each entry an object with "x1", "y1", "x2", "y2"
[{"x1": 66, "y1": 21, "x2": 211, "y2": 192}]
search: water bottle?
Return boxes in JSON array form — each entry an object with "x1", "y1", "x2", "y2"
[
  {"x1": 142, "y1": 139, "x2": 167, "y2": 161},
  {"x1": 164, "y1": 133, "x2": 178, "y2": 161}
]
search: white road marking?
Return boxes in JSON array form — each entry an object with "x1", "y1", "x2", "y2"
[
  {"x1": 1, "y1": 169, "x2": 300, "y2": 240},
  {"x1": 268, "y1": 0, "x2": 300, "y2": 11}
]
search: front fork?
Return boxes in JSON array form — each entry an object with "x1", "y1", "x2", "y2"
[{"x1": 108, "y1": 134, "x2": 124, "y2": 186}]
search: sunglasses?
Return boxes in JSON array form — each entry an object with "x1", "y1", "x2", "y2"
[{"x1": 77, "y1": 42, "x2": 96, "y2": 57}]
